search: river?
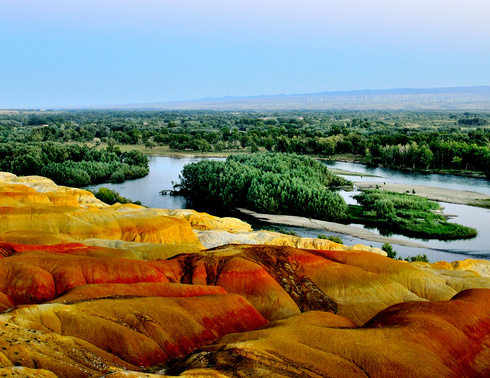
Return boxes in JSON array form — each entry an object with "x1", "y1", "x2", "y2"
[
  {"x1": 86, "y1": 156, "x2": 490, "y2": 262},
  {"x1": 324, "y1": 160, "x2": 490, "y2": 195}
]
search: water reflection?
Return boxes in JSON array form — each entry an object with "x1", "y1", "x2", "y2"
[
  {"x1": 324, "y1": 161, "x2": 490, "y2": 195},
  {"x1": 86, "y1": 156, "x2": 224, "y2": 209}
]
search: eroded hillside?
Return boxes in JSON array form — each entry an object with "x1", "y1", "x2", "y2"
[{"x1": 0, "y1": 172, "x2": 489, "y2": 377}]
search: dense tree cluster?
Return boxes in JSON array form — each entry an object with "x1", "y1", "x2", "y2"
[
  {"x1": 0, "y1": 142, "x2": 149, "y2": 186},
  {"x1": 179, "y1": 153, "x2": 349, "y2": 221}
]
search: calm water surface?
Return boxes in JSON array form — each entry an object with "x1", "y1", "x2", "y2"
[
  {"x1": 86, "y1": 156, "x2": 224, "y2": 209},
  {"x1": 323, "y1": 160, "x2": 490, "y2": 195},
  {"x1": 327, "y1": 161, "x2": 490, "y2": 260},
  {"x1": 87, "y1": 157, "x2": 490, "y2": 261}
]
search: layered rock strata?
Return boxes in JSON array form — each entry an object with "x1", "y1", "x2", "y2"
[{"x1": 169, "y1": 289, "x2": 490, "y2": 377}]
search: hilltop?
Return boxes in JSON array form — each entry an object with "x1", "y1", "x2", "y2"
[{"x1": 85, "y1": 85, "x2": 490, "y2": 111}]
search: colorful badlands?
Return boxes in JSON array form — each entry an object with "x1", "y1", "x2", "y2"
[{"x1": 0, "y1": 172, "x2": 489, "y2": 377}]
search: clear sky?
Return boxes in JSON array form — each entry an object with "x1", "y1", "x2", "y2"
[{"x1": 1, "y1": 0, "x2": 489, "y2": 108}]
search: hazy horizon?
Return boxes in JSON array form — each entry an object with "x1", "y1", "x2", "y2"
[{"x1": 1, "y1": 0, "x2": 489, "y2": 109}]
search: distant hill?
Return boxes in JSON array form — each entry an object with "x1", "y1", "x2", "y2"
[{"x1": 98, "y1": 86, "x2": 490, "y2": 111}]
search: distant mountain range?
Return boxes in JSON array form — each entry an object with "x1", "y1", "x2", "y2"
[{"x1": 98, "y1": 86, "x2": 490, "y2": 111}]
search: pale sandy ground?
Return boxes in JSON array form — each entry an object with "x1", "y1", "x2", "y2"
[
  {"x1": 354, "y1": 182, "x2": 490, "y2": 207},
  {"x1": 237, "y1": 208, "x2": 427, "y2": 248}
]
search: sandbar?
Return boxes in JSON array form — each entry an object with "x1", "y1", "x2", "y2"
[
  {"x1": 236, "y1": 208, "x2": 427, "y2": 248},
  {"x1": 354, "y1": 182, "x2": 490, "y2": 208}
]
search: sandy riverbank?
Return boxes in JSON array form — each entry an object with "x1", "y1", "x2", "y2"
[
  {"x1": 354, "y1": 182, "x2": 490, "y2": 208},
  {"x1": 236, "y1": 208, "x2": 428, "y2": 248}
]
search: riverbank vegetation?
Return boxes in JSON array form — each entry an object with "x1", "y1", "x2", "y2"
[
  {"x1": 0, "y1": 109, "x2": 488, "y2": 177},
  {"x1": 349, "y1": 190, "x2": 477, "y2": 240},
  {"x1": 179, "y1": 153, "x2": 477, "y2": 240},
  {"x1": 318, "y1": 235, "x2": 344, "y2": 244},
  {"x1": 0, "y1": 142, "x2": 148, "y2": 186},
  {"x1": 179, "y1": 153, "x2": 350, "y2": 222}
]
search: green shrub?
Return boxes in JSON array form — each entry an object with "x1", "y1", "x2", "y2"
[
  {"x1": 382, "y1": 242, "x2": 397, "y2": 258},
  {"x1": 92, "y1": 187, "x2": 141, "y2": 206},
  {"x1": 404, "y1": 254, "x2": 429, "y2": 262},
  {"x1": 374, "y1": 199, "x2": 395, "y2": 218},
  {"x1": 318, "y1": 235, "x2": 344, "y2": 244},
  {"x1": 278, "y1": 229, "x2": 299, "y2": 236},
  {"x1": 110, "y1": 169, "x2": 125, "y2": 183},
  {"x1": 93, "y1": 187, "x2": 119, "y2": 204}
]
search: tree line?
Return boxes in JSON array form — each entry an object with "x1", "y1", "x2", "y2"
[
  {"x1": 1, "y1": 109, "x2": 489, "y2": 175},
  {"x1": 0, "y1": 142, "x2": 149, "y2": 187}
]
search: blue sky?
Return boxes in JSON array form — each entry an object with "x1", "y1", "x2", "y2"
[{"x1": 1, "y1": 0, "x2": 489, "y2": 108}]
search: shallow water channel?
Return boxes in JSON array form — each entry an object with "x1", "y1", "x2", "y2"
[{"x1": 86, "y1": 156, "x2": 490, "y2": 262}]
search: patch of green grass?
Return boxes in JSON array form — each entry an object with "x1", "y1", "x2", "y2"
[
  {"x1": 318, "y1": 234, "x2": 344, "y2": 244},
  {"x1": 347, "y1": 190, "x2": 477, "y2": 240},
  {"x1": 277, "y1": 229, "x2": 299, "y2": 237},
  {"x1": 382, "y1": 242, "x2": 430, "y2": 262}
]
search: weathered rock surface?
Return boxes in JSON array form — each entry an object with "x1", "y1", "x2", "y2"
[
  {"x1": 166, "y1": 245, "x2": 485, "y2": 325},
  {"x1": 0, "y1": 294, "x2": 267, "y2": 376},
  {"x1": 50, "y1": 282, "x2": 227, "y2": 304},
  {"x1": 0, "y1": 173, "x2": 106, "y2": 208},
  {"x1": 79, "y1": 238, "x2": 201, "y2": 260},
  {"x1": 0, "y1": 311, "x2": 137, "y2": 377},
  {"x1": 0, "y1": 233, "x2": 200, "y2": 261},
  {"x1": 0, "y1": 176, "x2": 202, "y2": 248},
  {"x1": 196, "y1": 229, "x2": 387, "y2": 254},
  {"x1": 0, "y1": 204, "x2": 202, "y2": 246},
  {"x1": 168, "y1": 289, "x2": 490, "y2": 378},
  {"x1": 0, "y1": 292, "x2": 14, "y2": 312},
  {"x1": 434, "y1": 258, "x2": 490, "y2": 277},
  {"x1": 157, "y1": 209, "x2": 252, "y2": 232},
  {"x1": 0, "y1": 367, "x2": 58, "y2": 377},
  {"x1": 0, "y1": 250, "x2": 174, "y2": 305}
]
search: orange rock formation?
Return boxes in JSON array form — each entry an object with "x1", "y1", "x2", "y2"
[
  {"x1": 168, "y1": 289, "x2": 490, "y2": 377},
  {"x1": 0, "y1": 175, "x2": 202, "y2": 247},
  {"x1": 0, "y1": 294, "x2": 267, "y2": 374}
]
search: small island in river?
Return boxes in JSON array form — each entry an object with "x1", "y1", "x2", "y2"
[{"x1": 177, "y1": 153, "x2": 478, "y2": 241}]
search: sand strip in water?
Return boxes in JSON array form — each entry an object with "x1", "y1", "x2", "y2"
[
  {"x1": 354, "y1": 182, "x2": 490, "y2": 207},
  {"x1": 236, "y1": 208, "x2": 427, "y2": 248}
]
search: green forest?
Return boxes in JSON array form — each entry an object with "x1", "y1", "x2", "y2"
[
  {"x1": 0, "y1": 109, "x2": 489, "y2": 176},
  {"x1": 179, "y1": 153, "x2": 349, "y2": 221},
  {"x1": 0, "y1": 142, "x2": 148, "y2": 187},
  {"x1": 0, "y1": 110, "x2": 484, "y2": 239}
]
